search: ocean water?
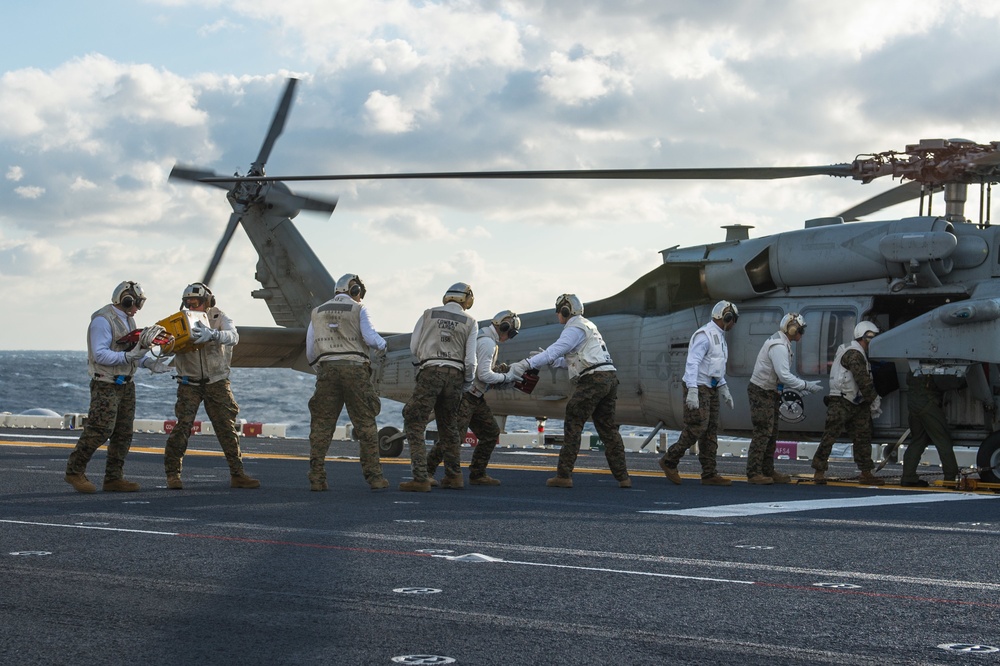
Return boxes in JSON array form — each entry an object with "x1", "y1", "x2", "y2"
[{"x1": 0, "y1": 350, "x2": 568, "y2": 439}]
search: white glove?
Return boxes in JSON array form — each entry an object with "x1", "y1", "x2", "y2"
[
  {"x1": 138, "y1": 324, "x2": 166, "y2": 349},
  {"x1": 871, "y1": 395, "x2": 882, "y2": 417},
  {"x1": 144, "y1": 354, "x2": 174, "y2": 374},
  {"x1": 124, "y1": 347, "x2": 146, "y2": 363},
  {"x1": 803, "y1": 380, "x2": 823, "y2": 394},
  {"x1": 191, "y1": 320, "x2": 218, "y2": 345},
  {"x1": 720, "y1": 384, "x2": 734, "y2": 409},
  {"x1": 509, "y1": 359, "x2": 532, "y2": 379},
  {"x1": 685, "y1": 386, "x2": 699, "y2": 410}
]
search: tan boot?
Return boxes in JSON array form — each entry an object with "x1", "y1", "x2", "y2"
[
  {"x1": 618, "y1": 476, "x2": 632, "y2": 489},
  {"x1": 768, "y1": 471, "x2": 791, "y2": 484},
  {"x1": 701, "y1": 475, "x2": 732, "y2": 486},
  {"x1": 747, "y1": 474, "x2": 774, "y2": 485},
  {"x1": 469, "y1": 474, "x2": 501, "y2": 486},
  {"x1": 64, "y1": 473, "x2": 96, "y2": 494},
  {"x1": 813, "y1": 469, "x2": 827, "y2": 485},
  {"x1": 310, "y1": 480, "x2": 329, "y2": 491},
  {"x1": 399, "y1": 479, "x2": 432, "y2": 492},
  {"x1": 369, "y1": 477, "x2": 390, "y2": 490},
  {"x1": 166, "y1": 474, "x2": 183, "y2": 490},
  {"x1": 546, "y1": 476, "x2": 573, "y2": 488},
  {"x1": 103, "y1": 478, "x2": 140, "y2": 492},
  {"x1": 658, "y1": 458, "x2": 682, "y2": 485},
  {"x1": 428, "y1": 477, "x2": 440, "y2": 487},
  {"x1": 230, "y1": 473, "x2": 261, "y2": 489},
  {"x1": 440, "y1": 473, "x2": 465, "y2": 490},
  {"x1": 858, "y1": 470, "x2": 884, "y2": 486}
]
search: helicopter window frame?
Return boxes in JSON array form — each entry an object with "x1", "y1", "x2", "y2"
[{"x1": 797, "y1": 307, "x2": 858, "y2": 377}]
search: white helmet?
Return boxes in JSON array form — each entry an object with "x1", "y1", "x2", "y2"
[
  {"x1": 492, "y1": 310, "x2": 521, "y2": 338},
  {"x1": 780, "y1": 312, "x2": 806, "y2": 336},
  {"x1": 182, "y1": 282, "x2": 215, "y2": 307},
  {"x1": 112, "y1": 281, "x2": 146, "y2": 310},
  {"x1": 443, "y1": 282, "x2": 474, "y2": 309},
  {"x1": 555, "y1": 294, "x2": 584, "y2": 318},
  {"x1": 335, "y1": 273, "x2": 366, "y2": 299},
  {"x1": 712, "y1": 300, "x2": 739, "y2": 324},
  {"x1": 854, "y1": 321, "x2": 880, "y2": 340}
]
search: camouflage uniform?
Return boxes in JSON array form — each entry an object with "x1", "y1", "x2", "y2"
[
  {"x1": 403, "y1": 366, "x2": 464, "y2": 482},
  {"x1": 308, "y1": 363, "x2": 384, "y2": 486},
  {"x1": 164, "y1": 380, "x2": 247, "y2": 476},
  {"x1": 812, "y1": 348, "x2": 878, "y2": 472},
  {"x1": 902, "y1": 371, "x2": 958, "y2": 483},
  {"x1": 66, "y1": 380, "x2": 136, "y2": 482},
  {"x1": 555, "y1": 372, "x2": 629, "y2": 481},
  {"x1": 427, "y1": 392, "x2": 501, "y2": 480},
  {"x1": 746, "y1": 382, "x2": 782, "y2": 478},
  {"x1": 663, "y1": 385, "x2": 721, "y2": 478}
]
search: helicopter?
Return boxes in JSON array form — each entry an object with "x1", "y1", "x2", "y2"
[{"x1": 170, "y1": 78, "x2": 1000, "y2": 482}]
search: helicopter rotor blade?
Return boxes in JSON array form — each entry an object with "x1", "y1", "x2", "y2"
[
  {"x1": 251, "y1": 78, "x2": 298, "y2": 173},
  {"x1": 202, "y1": 212, "x2": 243, "y2": 286},
  {"x1": 169, "y1": 166, "x2": 233, "y2": 190},
  {"x1": 283, "y1": 192, "x2": 339, "y2": 213},
  {"x1": 836, "y1": 181, "x2": 943, "y2": 222}
]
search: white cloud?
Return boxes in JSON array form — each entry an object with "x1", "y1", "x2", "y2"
[
  {"x1": 363, "y1": 90, "x2": 416, "y2": 133},
  {"x1": 6, "y1": 166, "x2": 24, "y2": 181},
  {"x1": 14, "y1": 185, "x2": 44, "y2": 199}
]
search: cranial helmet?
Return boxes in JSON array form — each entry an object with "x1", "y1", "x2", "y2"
[
  {"x1": 112, "y1": 281, "x2": 146, "y2": 310},
  {"x1": 780, "y1": 312, "x2": 806, "y2": 336},
  {"x1": 555, "y1": 294, "x2": 584, "y2": 318},
  {"x1": 712, "y1": 300, "x2": 739, "y2": 324},
  {"x1": 492, "y1": 310, "x2": 521, "y2": 338},
  {"x1": 443, "y1": 282, "x2": 474, "y2": 309},
  {"x1": 335, "y1": 273, "x2": 366, "y2": 299},
  {"x1": 182, "y1": 282, "x2": 215, "y2": 307},
  {"x1": 854, "y1": 320, "x2": 880, "y2": 340}
]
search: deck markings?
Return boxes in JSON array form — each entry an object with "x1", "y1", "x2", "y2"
[{"x1": 642, "y1": 493, "x2": 998, "y2": 518}]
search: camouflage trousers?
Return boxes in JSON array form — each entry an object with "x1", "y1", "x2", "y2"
[
  {"x1": 66, "y1": 380, "x2": 136, "y2": 482},
  {"x1": 428, "y1": 392, "x2": 501, "y2": 479},
  {"x1": 746, "y1": 382, "x2": 782, "y2": 477},
  {"x1": 663, "y1": 385, "x2": 720, "y2": 478},
  {"x1": 308, "y1": 363, "x2": 384, "y2": 485},
  {"x1": 165, "y1": 379, "x2": 246, "y2": 476},
  {"x1": 812, "y1": 396, "x2": 875, "y2": 472},
  {"x1": 403, "y1": 366, "x2": 464, "y2": 482},
  {"x1": 556, "y1": 371, "x2": 628, "y2": 480},
  {"x1": 904, "y1": 394, "x2": 958, "y2": 483}
]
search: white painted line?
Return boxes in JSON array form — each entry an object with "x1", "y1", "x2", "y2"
[
  {"x1": 642, "y1": 493, "x2": 999, "y2": 518},
  {"x1": 499, "y1": 558, "x2": 756, "y2": 585},
  {"x1": 0, "y1": 519, "x2": 178, "y2": 536}
]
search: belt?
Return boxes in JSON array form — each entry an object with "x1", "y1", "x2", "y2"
[
  {"x1": 318, "y1": 359, "x2": 368, "y2": 367},
  {"x1": 176, "y1": 376, "x2": 210, "y2": 385},
  {"x1": 94, "y1": 374, "x2": 133, "y2": 384}
]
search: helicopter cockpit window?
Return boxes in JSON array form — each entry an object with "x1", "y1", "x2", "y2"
[{"x1": 797, "y1": 309, "x2": 857, "y2": 376}]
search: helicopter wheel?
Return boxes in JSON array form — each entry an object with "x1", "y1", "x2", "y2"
[
  {"x1": 976, "y1": 432, "x2": 1000, "y2": 483},
  {"x1": 378, "y1": 426, "x2": 405, "y2": 458}
]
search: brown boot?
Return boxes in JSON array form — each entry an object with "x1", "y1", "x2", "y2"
[
  {"x1": 747, "y1": 474, "x2": 774, "y2": 485},
  {"x1": 230, "y1": 473, "x2": 261, "y2": 489},
  {"x1": 65, "y1": 473, "x2": 96, "y2": 494},
  {"x1": 858, "y1": 470, "x2": 884, "y2": 486},
  {"x1": 469, "y1": 474, "x2": 501, "y2": 486},
  {"x1": 618, "y1": 476, "x2": 632, "y2": 489},
  {"x1": 369, "y1": 477, "x2": 390, "y2": 490},
  {"x1": 701, "y1": 475, "x2": 732, "y2": 486},
  {"x1": 440, "y1": 473, "x2": 464, "y2": 490},
  {"x1": 103, "y1": 478, "x2": 140, "y2": 492},
  {"x1": 546, "y1": 476, "x2": 573, "y2": 488},
  {"x1": 166, "y1": 474, "x2": 183, "y2": 490},
  {"x1": 428, "y1": 477, "x2": 440, "y2": 487},
  {"x1": 399, "y1": 479, "x2": 432, "y2": 492},
  {"x1": 310, "y1": 480, "x2": 329, "y2": 491},
  {"x1": 658, "y1": 458, "x2": 682, "y2": 485},
  {"x1": 813, "y1": 469, "x2": 827, "y2": 485},
  {"x1": 768, "y1": 471, "x2": 791, "y2": 484}
]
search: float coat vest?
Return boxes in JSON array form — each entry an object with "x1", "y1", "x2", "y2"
[{"x1": 87, "y1": 304, "x2": 137, "y2": 383}]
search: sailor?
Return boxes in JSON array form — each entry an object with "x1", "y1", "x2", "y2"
[
  {"x1": 427, "y1": 310, "x2": 521, "y2": 486},
  {"x1": 658, "y1": 300, "x2": 738, "y2": 486},
  {"x1": 164, "y1": 283, "x2": 260, "y2": 490},
  {"x1": 64, "y1": 281, "x2": 168, "y2": 493},
  {"x1": 745, "y1": 313, "x2": 823, "y2": 484},
  {"x1": 305, "y1": 274, "x2": 389, "y2": 491},
  {"x1": 400, "y1": 282, "x2": 478, "y2": 492},
  {"x1": 812, "y1": 321, "x2": 884, "y2": 485},
  {"x1": 510, "y1": 294, "x2": 631, "y2": 489},
  {"x1": 901, "y1": 369, "x2": 959, "y2": 487}
]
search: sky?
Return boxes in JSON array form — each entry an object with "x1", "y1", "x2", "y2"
[{"x1": 5, "y1": 0, "x2": 1000, "y2": 350}]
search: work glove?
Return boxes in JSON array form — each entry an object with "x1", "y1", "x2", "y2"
[
  {"x1": 685, "y1": 386, "x2": 699, "y2": 410},
  {"x1": 509, "y1": 359, "x2": 532, "y2": 379},
  {"x1": 373, "y1": 348, "x2": 387, "y2": 364},
  {"x1": 803, "y1": 380, "x2": 823, "y2": 394},
  {"x1": 720, "y1": 384, "x2": 734, "y2": 409},
  {"x1": 138, "y1": 324, "x2": 166, "y2": 349},
  {"x1": 191, "y1": 320, "x2": 218, "y2": 345},
  {"x1": 144, "y1": 354, "x2": 173, "y2": 374},
  {"x1": 871, "y1": 395, "x2": 882, "y2": 418}
]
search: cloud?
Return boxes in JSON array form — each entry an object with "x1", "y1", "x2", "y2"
[
  {"x1": 6, "y1": 166, "x2": 23, "y2": 181},
  {"x1": 363, "y1": 90, "x2": 416, "y2": 134},
  {"x1": 14, "y1": 186, "x2": 44, "y2": 199}
]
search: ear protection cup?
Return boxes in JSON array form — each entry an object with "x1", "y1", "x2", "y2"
[
  {"x1": 121, "y1": 295, "x2": 135, "y2": 309},
  {"x1": 722, "y1": 307, "x2": 737, "y2": 324},
  {"x1": 498, "y1": 321, "x2": 511, "y2": 333},
  {"x1": 349, "y1": 283, "x2": 362, "y2": 298},
  {"x1": 559, "y1": 306, "x2": 571, "y2": 318}
]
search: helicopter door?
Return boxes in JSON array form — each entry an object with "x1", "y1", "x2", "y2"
[{"x1": 721, "y1": 308, "x2": 783, "y2": 431}]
